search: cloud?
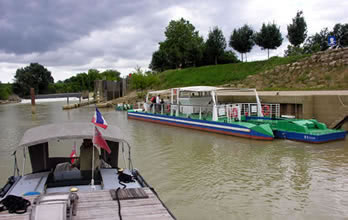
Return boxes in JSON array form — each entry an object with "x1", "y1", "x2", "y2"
[{"x1": 0, "y1": 0, "x2": 346, "y2": 83}]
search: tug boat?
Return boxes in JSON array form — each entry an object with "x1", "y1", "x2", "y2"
[{"x1": 0, "y1": 123, "x2": 175, "y2": 219}]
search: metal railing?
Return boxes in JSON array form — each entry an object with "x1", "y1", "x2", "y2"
[{"x1": 143, "y1": 102, "x2": 280, "y2": 120}]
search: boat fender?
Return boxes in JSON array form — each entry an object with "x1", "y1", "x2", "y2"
[
  {"x1": 262, "y1": 105, "x2": 270, "y2": 116},
  {"x1": 0, "y1": 195, "x2": 31, "y2": 214}
]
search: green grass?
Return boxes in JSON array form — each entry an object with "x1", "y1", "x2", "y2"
[{"x1": 158, "y1": 55, "x2": 309, "y2": 89}]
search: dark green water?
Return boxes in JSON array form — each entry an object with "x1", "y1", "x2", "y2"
[{"x1": 0, "y1": 101, "x2": 348, "y2": 219}]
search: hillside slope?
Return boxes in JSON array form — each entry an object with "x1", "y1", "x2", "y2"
[
  {"x1": 158, "y1": 48, "x2": 348, "y2": 90},
  {"x1": 241, "y1": 48, "x2": 348, "y2": 90}
]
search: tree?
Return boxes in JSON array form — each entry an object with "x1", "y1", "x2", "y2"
[
  {"x1": 302, "y1": 23, "x2": 347, "y2": 54},
  {"x1": 217, "y1": 50, "x2": 239, "y2": 64},
  {"x1": 100, "y1": 70, "x2": 121, "y2": 81},
  {"x1": 87, "y1": 69, "x2": 101, "y2": 91},
  {"x1": 149, "y1": 49, "x2": 172, "y2": 72},
  {"x1": 254, "y1": 23, "x2": 283, "y2": 59},
  {"x1": 159, "y1": 18, "x2": 204, "y2": 69},
  {"x1": 287, "y1": 11, "x2": 307, "y2": 47},
  {"x1": 13, "y1": 63, "x2": 54, "y2": 97},
  {"x1": 130, "y1": 67, "x2": 159, "y2": 91},
  {"x1": 205, "y1": 27, "x2": 226, "y2": 65},
  {"x1": 229, "y1": 25, "x2": 255, "y2": 62},
  {"x1": 187, "y1": 35, "x2": 204, "y2": 67},
  {"x1": 303, "y1": 28, "x2": 330, "y2": 53},
  {"x1": 332, "y1": 23, "x2": 348, "y2": 47},
  {"x1": 284, "y1": 45, "x2": 304, "y2": 56}
]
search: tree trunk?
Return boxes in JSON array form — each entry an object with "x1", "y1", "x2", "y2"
[
  {"x1": 241, "y1": 53, "x2": 243, "y2": 62},
  {"x1": 215, "y1": 56, "x2": 217, "y2": 65},
  {"x1": 245, "y1": 53, "x2": 247, "y2": 62},
  {"x1": 267, "y1": 49, "x2": 269, "y2": 59}
]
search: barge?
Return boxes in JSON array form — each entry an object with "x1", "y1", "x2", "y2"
[{"x1": 127, "y1": 86, "x2": 346, "y2": 143}]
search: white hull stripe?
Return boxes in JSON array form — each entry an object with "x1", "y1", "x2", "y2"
[{"x1": 128, "y1": 112, "x2": 250, "y2": 133}]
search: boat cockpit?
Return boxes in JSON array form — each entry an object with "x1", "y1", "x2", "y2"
[{"x1": 1, "y1": 123, "x2": 148, "y2": 198}]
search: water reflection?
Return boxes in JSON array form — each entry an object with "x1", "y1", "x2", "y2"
[{"x1": 0, "y1": 102, "x2": 347, "y2": 219}]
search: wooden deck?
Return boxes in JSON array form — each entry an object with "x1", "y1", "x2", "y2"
[{"x1": 0, "y1": 187, "x2": 174, "y2": 220}]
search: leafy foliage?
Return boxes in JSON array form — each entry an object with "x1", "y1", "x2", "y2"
[
  {"x1": 13, "y1": 63, "x2": 54, "y2": 97},
  {"x1": 160, "y1": 18, "x2": 204, "y2": 68},
  {"x1": 332, "y1": 23, "x2": 348, "y2": 47},
  {"x1": 100, "y1": 70, "x2": 121, "y2": 81},
  {"x1": 287, "y1": 11, "x2": 307, "y2": 47},
  {"x1": 229, "y1": 25, "x2": 255, "y2": 62},
  {"x1": 217, "y1": 50, "x2": 239, "y2": 64},
  {"x1": 254, "y1": 23, "x2": 283, "y2": 59},
  {"x1": 149, "y1": 50, "x2": 172, "y2": 72},
  {"x1": 52, "y1": 69, "x2": 121, "y2": 93},
  {"x1": 205, "y1": 27, "x2": 226, "y2": 65},
  {"x1": 301, "y1": 23, "x2": 347, "y2": 54},
  {"x1": 303, "y1": 28, "x2": 330, "y2": 53},
  {"x1": 0, "y1": 83, "x2": 12, "y2": 100},
  {"x1": 130, "y1": 67, "x2": 160, "y2": 91},
  {"x1": 284, "y1": 45, "x2": 304, "y2": 57},
  {"x1": 150, "y1": 18, "x2": 204, "y2": 71}
]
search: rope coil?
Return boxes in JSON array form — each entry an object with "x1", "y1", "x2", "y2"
[{"x1": 0, "y1": 195, "x2": 31, "y2": 214}]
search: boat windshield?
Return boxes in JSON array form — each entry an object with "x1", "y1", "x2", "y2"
[{"x1": 46, "y1": 169, "x2": 102, "y2": 188}]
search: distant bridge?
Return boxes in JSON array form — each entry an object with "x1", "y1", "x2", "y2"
[{"x1": 34, "y1": 93, "x2": 83, "y2": 99}]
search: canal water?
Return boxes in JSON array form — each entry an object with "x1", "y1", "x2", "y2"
[{"x1": 0, "y1": 101, "x2": 347, "y2": 219}]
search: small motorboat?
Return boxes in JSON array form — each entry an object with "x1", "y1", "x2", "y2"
[{"x1": 0, "y1": 122, "x2": 175, "y2": 219}]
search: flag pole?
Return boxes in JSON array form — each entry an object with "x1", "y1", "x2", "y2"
[{"x1": 91, "y1": 126, "x2": 96, "y2": 190}]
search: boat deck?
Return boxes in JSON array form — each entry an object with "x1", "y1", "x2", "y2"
[{"x1": 0, "y1": 187, "x2": 174, "y2": 220}]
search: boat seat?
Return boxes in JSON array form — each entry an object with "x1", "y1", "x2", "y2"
[{"x1": 30, "y1": 192, "x2": 78, "y2": 220}]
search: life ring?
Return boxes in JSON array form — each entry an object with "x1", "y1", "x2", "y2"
[
  {"x1": 232, "y1": 108, "x2": 238, "y2": 118},
  {"x1": 262, "y1": 105, "x2": 270, "y2": 116}
]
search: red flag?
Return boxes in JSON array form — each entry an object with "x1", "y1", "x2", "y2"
[
  {"x1": 93, "y1": 127, "x2": 111, "y2": 154},
  {"x1": 70, "y1": 142, "x2": 77, "y2": 164}
]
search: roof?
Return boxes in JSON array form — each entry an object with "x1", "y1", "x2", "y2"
[
  {"x1": 147, "y1": 89, "x2": 171, "y2": 95},
  {"x1": 16, "y1": 123, "x2": 126, "y2": 150},
  {"x1": 147, "y1": 86, "x2": 259, "y2": 94},
  {"x1": 176, "y1": 86, "x2": 223, "y2": 92}
]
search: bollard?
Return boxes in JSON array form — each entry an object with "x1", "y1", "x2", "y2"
[{"x1": 30, "y1": 88, "x2": 36, "y2": 114}]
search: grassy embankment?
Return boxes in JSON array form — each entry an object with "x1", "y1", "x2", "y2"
[{"x1": 158, "y1": 55, "x2": 309, "y2": 89}]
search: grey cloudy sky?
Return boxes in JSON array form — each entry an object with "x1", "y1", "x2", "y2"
[{"x1": 0, "y1": 0, "x2": 347, "y2": 83}]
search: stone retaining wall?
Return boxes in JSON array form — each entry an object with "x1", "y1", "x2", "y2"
[{"x1": 240, "y1": 48, "x2": 348, "y2": 89}]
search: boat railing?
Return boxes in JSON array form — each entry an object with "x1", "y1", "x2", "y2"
[
  {"x1": 144, "y1": 103, "x2": 213, "y2": 119},
  {"x1": 143, "y1": 102, "x2": 280, "y2": 121},
  {"x1": 224, "y1": 103, "x2": 280, "y2": 119}
]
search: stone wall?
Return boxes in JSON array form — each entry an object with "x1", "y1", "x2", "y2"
[{"x1": 240, "y1": 47, "x2": 348, "y2": 90}]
